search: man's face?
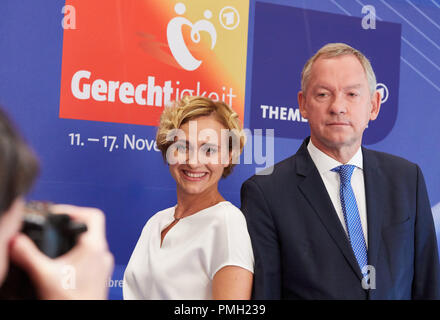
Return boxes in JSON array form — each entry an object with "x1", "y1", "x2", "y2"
[{"x1": 298, "y1": 55, "x2": 381, "y2": 153}]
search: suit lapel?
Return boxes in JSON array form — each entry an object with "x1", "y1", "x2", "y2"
[
  {"x1": 362, "y1": 148, "x2": 384, "y2": 284},
  {"x1": 296, "y1": 139, "x2": 364, "y2": 281}
]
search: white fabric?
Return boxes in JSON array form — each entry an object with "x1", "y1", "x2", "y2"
[
  {"x1": 307, "y1": 140, "x2": 368, "y2": 246},
  {"x1": 432, "y1": 202, "x2": 440, "y2": 235},
  {"x1": 123, "y1": 201, "x2": 254, "y2": 300}
]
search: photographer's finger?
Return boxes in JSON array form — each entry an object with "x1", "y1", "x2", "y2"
[
  {"x1": 49, "y1": 204, "x2": 95, "y2": 221},
  {"x1": 49, "y1": 204, "x2": 108, "y2": 248},
  {"x1": 49, "y1": 204, "x2": 105, "y2": 231},
  {"x1": 9, "y1": 234, "x2": 52, "y2": 280}
]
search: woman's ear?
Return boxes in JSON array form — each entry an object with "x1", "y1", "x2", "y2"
[{"x1": 223, "y1": 149, "x2": 234, "y2": 169}]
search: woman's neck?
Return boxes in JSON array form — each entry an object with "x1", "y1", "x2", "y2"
[{"x1": 175, "y1": 188, "x2": 224, "y2": 219}]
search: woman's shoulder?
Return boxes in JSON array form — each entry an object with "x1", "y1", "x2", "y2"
[
  {"x1": 143, "y1": 206, "x2": 175, "y2": 227},
  {"x1": 153, "y1": 206, "x2": 175, "y2": 217},
  {"x1": 207, "y1": 201, "x2": 239, "y2": 214},
  {"x1": 209, "y1": 201, "x2": 247, "y2": 223}
]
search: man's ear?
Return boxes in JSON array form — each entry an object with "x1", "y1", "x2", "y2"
[
  {"x1": 369, "y1": 90, "x2": 381, "y2": 121},
  {"x1": 298, "y1": 91, "x2": 308, "y2": 119}
]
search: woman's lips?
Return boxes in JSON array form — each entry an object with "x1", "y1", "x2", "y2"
[{"x1": 181, "y1": 170, "x2": 208, "y2": 181}]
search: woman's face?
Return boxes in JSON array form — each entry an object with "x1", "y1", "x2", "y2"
[{"x1": 168, "y1": 115, "x2": 230, "y2": 197}]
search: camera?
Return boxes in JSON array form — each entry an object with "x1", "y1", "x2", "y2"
[{"x1": 0, "y1": 202, "x2": 87, "y2": 299}]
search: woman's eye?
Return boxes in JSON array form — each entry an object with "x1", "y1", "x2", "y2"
[
  {"x1": 176, "y1": 144, "x2": 187, "y2": 152},
  {"x1": 202, "y1": 146, "x2": 218, "y2": 155}
]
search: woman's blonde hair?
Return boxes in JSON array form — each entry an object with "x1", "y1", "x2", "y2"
[
  {"x1": 301, "y1": 43, "x2": 377, "y2": 96},
  {"x1": 156, "y1": 96, "x2": 245, "y2": 178}
]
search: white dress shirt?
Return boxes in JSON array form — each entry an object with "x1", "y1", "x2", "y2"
[
  {"x1": 123, "y1": 201, "x2": 254, "y2": 299},
  {"x1": 307, "y1": 140, "x2": 368, "y2": 246}
]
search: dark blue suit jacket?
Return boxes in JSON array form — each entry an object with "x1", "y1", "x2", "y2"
[{"x1": 241, "y1": 138, "x2": 440, "y2": 299}]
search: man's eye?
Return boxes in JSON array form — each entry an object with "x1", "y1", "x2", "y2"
[
  {"x1": 348, "y1": 92, "x2": 359, "y2": 97},
  {"x1": 317, "y1": 93, "x2": 328, "y2": 97}
]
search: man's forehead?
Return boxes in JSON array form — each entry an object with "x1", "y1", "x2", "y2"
[
  {"x1": 313, "y1": 83, "x2": 364, "y2": 90},
  {"x1": 308, "y1": 55, "x2": 368, "y2": 85},
  {"x1": 312, "y1": 54, "x2": 364, "y2": 71}
]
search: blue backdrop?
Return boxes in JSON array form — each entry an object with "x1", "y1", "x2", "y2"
[{"x1": 1, "y1": 0, "x2": 439, "y2": 299}]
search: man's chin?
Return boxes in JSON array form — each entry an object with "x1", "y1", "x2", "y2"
[{"x1": 324, "y1": 136, "x2": 361, "y2": 150}]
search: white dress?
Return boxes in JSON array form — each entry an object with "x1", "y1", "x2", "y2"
[{"x1": 123, "y1": 201, "x2": 254, "y2": 300}]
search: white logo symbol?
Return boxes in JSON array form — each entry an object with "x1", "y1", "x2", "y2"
[
  {"x1": 376, "y1": 83, "x2": 389, "y2": 104},
  {"x1": 167, "y1": 3, "x2": 217, "y2": 71},
  {"x1": 219, "y1": 6, "x2": 240, "y2": 30}
]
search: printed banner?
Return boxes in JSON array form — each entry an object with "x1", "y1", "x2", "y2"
[
  {"x1": 60, "y1": 0, "x2": 249, "y2": 126},
  {"x1": 249, "y1": 2, "x2": 401, "y2": 144}
]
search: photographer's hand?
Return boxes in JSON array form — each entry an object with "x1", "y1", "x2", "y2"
[{"x1": 9, "y1": 205, "x2": 114, "y2": 300}]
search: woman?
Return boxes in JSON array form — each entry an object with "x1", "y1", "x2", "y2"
[{"x1": 123, "y1": 96, "x2": 254, "y2": 299}]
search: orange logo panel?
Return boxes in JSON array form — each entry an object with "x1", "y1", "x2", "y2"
[{"x1": 59, "y1": 0, "x2": 250, "y2": 126}]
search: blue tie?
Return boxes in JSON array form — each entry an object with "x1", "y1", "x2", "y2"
[{"x1": 332, "y1": 165, "x2": 368, "y2": 275}]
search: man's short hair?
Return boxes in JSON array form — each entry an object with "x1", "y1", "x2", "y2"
[
  {"x1": 301, "y1": 43, "x2": 377, "y2": 96},
  {"x1": 0, "y1": 107, "x2": 39, "y2": 215}
]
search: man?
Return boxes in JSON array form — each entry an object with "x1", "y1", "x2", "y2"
[
  {"x1": 241, "y1": 43, "x2": 440, "y2": 299},
  {"x1": 0, "y1": 106, "x2": 114, "y2": 299}
]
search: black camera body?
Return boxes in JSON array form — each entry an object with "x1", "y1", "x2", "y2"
[{"x1": 0, "y1": 206, "x2": 87, "y2": 299}]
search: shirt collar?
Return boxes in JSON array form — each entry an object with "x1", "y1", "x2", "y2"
[{"x1": 307, "y1": 139, "x2": 363, "y2": 174}]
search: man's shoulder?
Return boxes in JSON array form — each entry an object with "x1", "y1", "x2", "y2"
[
  {"x1": 244, "y1": 153, "x2": 299, "y2": 187},
  {"x1": 362, "y1": 147, "x2": 423, "y2": 185},
  {"x1": 363, "y1": 147, "x2": 418, "y2": 171}
]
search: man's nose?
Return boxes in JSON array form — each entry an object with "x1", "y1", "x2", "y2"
[{"x1": 329, "y1": 93, "x2": 347, "y2": 115}]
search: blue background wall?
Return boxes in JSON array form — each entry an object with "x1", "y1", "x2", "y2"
[{"x1": 1, "y1": 0, "x2": 439, "y2": 299}]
